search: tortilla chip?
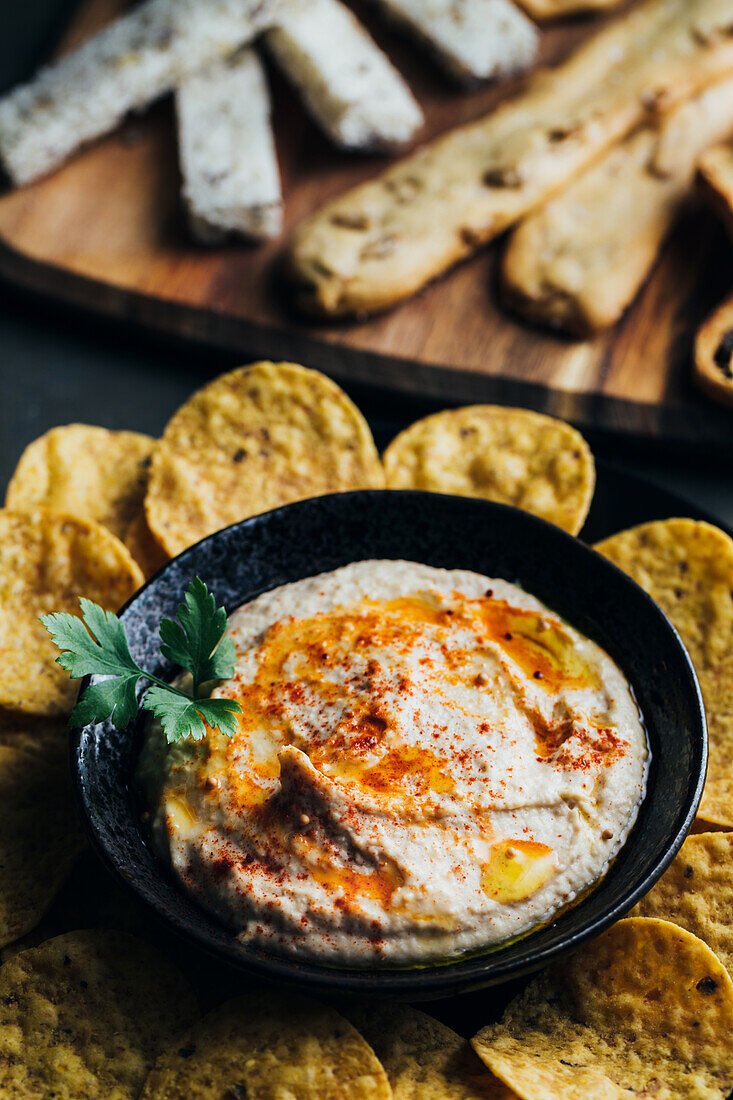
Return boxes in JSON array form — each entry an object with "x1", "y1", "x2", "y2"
[
  {"x1": 124, "y1": 511, "x2": 169, "y2": 579},
  {"x1": 382, "y1": 406, "x2": 594, "y2": 535},
  {"x1": 0, "y1": 710, "x2": 67, "y2": 754},
  {"x1": 145, "y1": 361, "x2": 384, "y2": 557},
  {"x1": 0, "y1": 509, "x2": 144, "y2": 716},
  {"x1": 632, "y1": 832, "x2": 733, "y2": 973},
  {"x1": 0, "y1": 930, "x2": 199, "y2": 1099},
  {"x1": 472, "y1": 917, "x2": 733, "y2": 1100},
  {"x1": 5, "y1": 424, "x2": 154, "y2": 540},
  {"x1": 348, "y1": 1002, "x2": 516, "y2": 1099},
  {"x1": 595, "y1": 519, "x2": 733, "y2": 826},
  {"x1": 0, "y1": 742, "x2": 86, "y2": 948},
  {"x1": 140, "y1": 993, "x2": 391, "y2": 1099}
]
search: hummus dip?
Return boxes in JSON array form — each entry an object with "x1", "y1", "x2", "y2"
[{"x1": 141, "y1": 560, "x2": 648, "y2": 965}]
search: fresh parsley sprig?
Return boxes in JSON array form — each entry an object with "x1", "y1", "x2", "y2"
[{"x1": 41, "y1": 577, "x2": 242, "y2": 743}]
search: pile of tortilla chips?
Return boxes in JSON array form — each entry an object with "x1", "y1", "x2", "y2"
[{"x1": 1, "y1": 359, "x2": 732, "y2": 1096}]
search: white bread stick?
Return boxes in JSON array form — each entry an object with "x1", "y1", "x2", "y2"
[
  {"x1": 176, "y1": 48, "x2": 282, "y2": 242},
  {"x1": 0, "y1": 0, "x2": 287, "y2": 186},
  {"x1": 266, "y1": 0, "x2": 423, "y2": 150},
  {"x1": 371, "y1": 0, "x2": 538, "y2": 84}
]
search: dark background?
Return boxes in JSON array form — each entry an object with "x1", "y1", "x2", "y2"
[{"x1": 0, "y1": 1, "x2": 731, "y2": 527}]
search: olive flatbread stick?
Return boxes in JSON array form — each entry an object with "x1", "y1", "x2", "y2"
[
  {"x1": 266, "y1": 0, "x2": 423, "y2": 151},
  {"x1": 503, "y1": 76, "x2": 733, "y2": 336},
  {"x1": 140, "y1": 993, "x2": 391, "y2": 1099},
  {"x1": 0, "y1": 0, "x2": 288, "y2": 187},
  {"x1": 176, "y1": 48, "x2": 282, "y2": 243},
  {"x1": 5, "y1": 424, "x2": 154, "y2": 540},
  {"x1": 368, "y1": 0, "x2": 538, "y2": 85},
  {"x1": 698, "y1": 141, "x2": 733, "y2": 238},
  {"x1": 516, "y1": 0, "x2": 625, "y2": 20},
  {"x1": 288, "y1": 0, "x2": 733, "y2": 318},
  {"x1": 694, "y1": 293, "x2": 733, "y2": 407},
  {"x1": 472, "y1": 918, "x2": 733, "y2": 1100}
]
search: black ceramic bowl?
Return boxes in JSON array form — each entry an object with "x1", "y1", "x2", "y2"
[{"x1": 72, "y1": 491, "x2": 706, "y2": 998}]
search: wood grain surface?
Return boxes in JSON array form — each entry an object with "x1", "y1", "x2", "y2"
[{"x1": 1, "y1": 0, "x2": 733, "y2": 451}]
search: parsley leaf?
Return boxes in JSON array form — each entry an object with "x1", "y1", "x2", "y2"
[
  {"x1": 158, "y1": 576, "x2": 236, "y2": 695},
  {"x1": 142, "y1": 688, "x2": 241, "y2": 744},
  {"x1": 40, "y1": 578, "x2": 242, "y2": 743}
]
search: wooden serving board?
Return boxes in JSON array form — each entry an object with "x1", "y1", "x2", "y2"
[{"x1": 2, "y1": 0, "x2": 733, "y2": 451}]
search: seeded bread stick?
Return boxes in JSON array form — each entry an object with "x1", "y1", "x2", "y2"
[
  {"x1": 502, "y1": 77, "x2": 733, "y2": 336},
  {"x1": 287, "y1": 0, "x2": 733, "y2": 318},
  {"x1": 694, "y1": 295, "x2": 733, "y2": 407},
  {"x1": 265, "y1": 0, "x2": 423, "y2": 151},
  {"x1": 516, "y1": 0, "x2": 625, "y2": 20},
  {"x1": 369, "y1": 0, "x2": 539, "y2": 84},
  {"x1": 698, "y1": 141, "x2": 733, "y2": 239},
  {"x1": 176, "y1": 48, "x2": 282, "y2": 243},
  {"x1": 0, "y1": 0, "x2": 287, "y2": 186}
]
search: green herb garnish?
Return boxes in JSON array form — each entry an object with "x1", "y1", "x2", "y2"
[{"x1": 41, "y1": 577, "x2": 242, "y2": 743}]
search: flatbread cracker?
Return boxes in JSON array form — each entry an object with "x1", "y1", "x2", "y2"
[
  {"x1": 145, "y1": 362, "x2": 384, "y2": 557},
  {"x1": 0, "y1": 509, "x2": 144, "y2": 716},
  {"x1": 633, "y1": 832, "x2": 733, "y2": 973},
  {"x1": 383, "y1": 405, "x2": 594, "y2": 535},
  {"x1": 698, "y1": 141, "x2": 733, "y2": 238},
  {"x1": 0, "y1": 930, "x2": 199, "y2": 1099},
  {"x1": 348, "y1": 1002, "x2": 516, "y2": 1099},
  {"x1": 124, "y1": 511, "x2": 169, "y2": 579},
  {"x1": 694, "y1": 293, "x2": 733, "y2": 408},
  {"x1": 5, "y1": 424, "x2": 154, "y2": 539},
  {"x1": 595, "y1": 519, "x2": 733, "y2": 826},
  {"x1": 140, "y1": 993, "x2": 391, "y2": 1099},
  {"x1": 288, "y1": 0, "x2": 733, "y2": 316},
  {"x1": 0, "y1": 742, "x2": 85, "y2": 948},
  {"x1": 503, "y1": 76, "x2": 733, "y2": 335},
  {"x1": 472, "y1": 917, "x2": 733, "y2": 1100}
]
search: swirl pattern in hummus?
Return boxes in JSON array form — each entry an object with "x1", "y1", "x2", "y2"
[{"x1": 143, "y1": 561, "x2": 648, "y2": 965}]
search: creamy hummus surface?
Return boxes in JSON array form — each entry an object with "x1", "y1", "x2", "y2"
[{"x1": 142, "y1": 560, "x2": 648, "y2": 965}]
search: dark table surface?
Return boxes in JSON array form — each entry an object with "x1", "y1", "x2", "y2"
[{"x1": 0, "y1": 0, "x2": 731, "y2": 529}]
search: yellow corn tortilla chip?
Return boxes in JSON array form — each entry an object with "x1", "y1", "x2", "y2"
[
  {"x1": 0, "y1": 710, "x2": 67, "y2": 754},
  {"x1": 595, "y1": 519, "x2": 733, "y2": 826},
  {"x1": 140, "y1": 993, "x2": 391, "y2": 1099},
  {"x1": 347, "y1": 1002, "x2": 516, "y2": 1099},
  {"x1": 145, "y1": 361, "x2": 385, "y2": 557},
  {"x1": 382, "y1": 406, "x2": 595, "y2": 535},
  {"x1": 5, "y1": 424, "x2": 154, "y2": 540},
  {"x1": 633, "y1": 832, "x2": 733, "y2": 974},
  {"x1": 124, "y1": 511, "x2": 169, "y2": 579},
  {"x1": 0, "y1": 930, "x2": 199, "y2": 1099},
  {"x1": 0, "y1": 742, "x2": 85, "y2": 948},
  {"x1": 472, "y1": 917, "x2": 733, "y2": 1100},
  {"x1": 0, "y1": 509, "x2": 144, "y2": 717}
]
